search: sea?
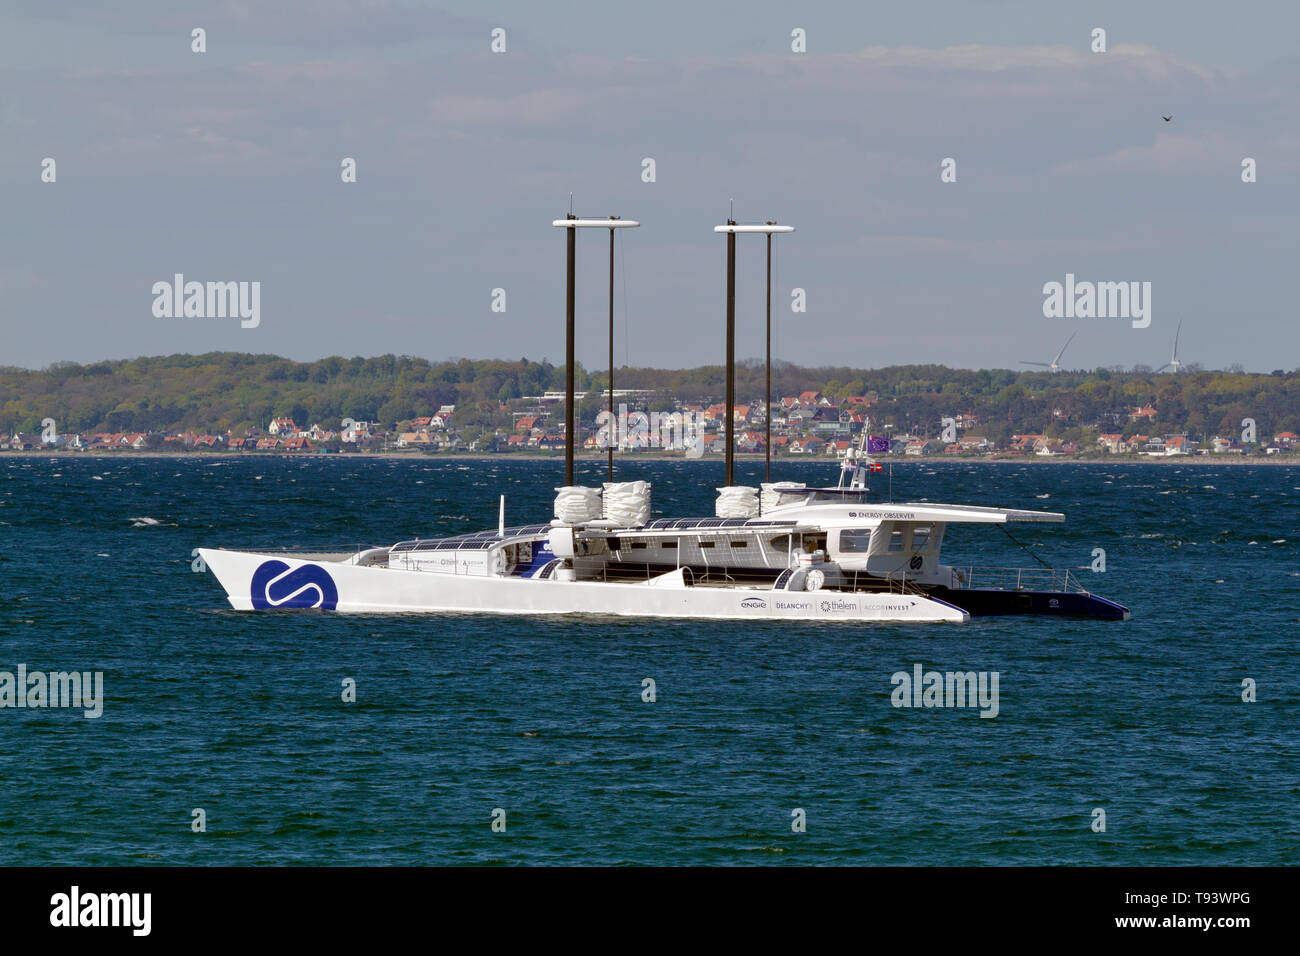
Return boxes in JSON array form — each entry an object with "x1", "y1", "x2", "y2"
[{"x1": 1, "y1": 455, "x2": 1296, "y2": 865}]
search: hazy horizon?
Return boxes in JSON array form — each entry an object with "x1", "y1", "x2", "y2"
[{"x1": 5, "y1": 349, "x2": 1275, "y2": 380}]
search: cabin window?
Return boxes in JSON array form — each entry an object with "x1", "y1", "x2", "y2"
[
  {"x1": 661, "y1": 540, "x2": 677, "y2": 549},
  {"x1": 911, "y1": 525, "x2": 932, "y2": 551},
  {"x1": 887, "y1": 530, "x2": 905, "y2": 552},
  {"x1": 838, "y1": 529, "x2": 872, "y2": 552},
  {"x1": 730, "y1": 540, "x2": 748, "y2": 548},
  {"x1": 773, "y1": 533, "x2": 826, "y2": 553},
  {"x1": 629, "y1": 542, "x2": 648, "y2": 550},
  {"x1": 700, "y1": 541, "x2": 715, "y2": 549}
]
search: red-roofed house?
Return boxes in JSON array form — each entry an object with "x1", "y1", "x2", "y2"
[{"x1": 1010, "y1": 434, "x2": 1046, "y2": 453}]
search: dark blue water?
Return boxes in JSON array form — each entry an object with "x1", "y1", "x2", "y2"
[{"x1": 1, "y1": 455, "x2": 1296, "y2": 864}]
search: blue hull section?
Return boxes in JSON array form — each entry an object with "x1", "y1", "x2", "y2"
[{"x1": 930, "y1": 587, "x2": 1130, "y2": 620}]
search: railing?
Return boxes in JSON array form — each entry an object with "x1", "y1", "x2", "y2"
[
  {"x1": 252, "y1": 544, "x2": 381, "y2": 561},
  {"x1": 830, "y1": 569, "x2": 929, "y2": 596},
  {"x1": 948, "y1": 566, "x2": 1087, "y2": 593},
  {"x1": 880, "y1": 570, "x2": 930, "y2": 597}
]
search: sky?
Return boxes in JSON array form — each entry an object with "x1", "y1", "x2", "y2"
[{"x1": 1, "y1": 0, "x2": 1297, "y2": 373}]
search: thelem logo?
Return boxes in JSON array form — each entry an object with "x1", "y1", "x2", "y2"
[
  {"x1": 152, "y1": 274, "x2": 261, "y2": 328},
  {"x1": 819, "y1": 598, "x2": 857, "y2": 612},
  {"x1": 1042, "y1": 273, "x2": 1150, "y2": 328},
  {"x1": 50, "y1": 886, "x2": 151, "y2": 936}
]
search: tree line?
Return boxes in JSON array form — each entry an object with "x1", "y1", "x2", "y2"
[{"x1": 1, "y1": 352, "x2": 1296, "y2": 442}]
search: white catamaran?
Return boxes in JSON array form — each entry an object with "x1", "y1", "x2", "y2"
[{"x1": 199, "y1": 212, "x2": 1129, "y2": 624}]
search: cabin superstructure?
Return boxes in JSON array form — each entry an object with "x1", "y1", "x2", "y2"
[{"x1": 348, "y1": 490, "x2": 1126, "y2": 620}]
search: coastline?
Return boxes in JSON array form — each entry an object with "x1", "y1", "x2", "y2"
[{"x1": 1, "y1": 450, "x2": 1295, "y2": 466}]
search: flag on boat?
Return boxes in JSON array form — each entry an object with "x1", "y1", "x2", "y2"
[
  {"x1": 868, "y1": 461, "x2": 883, "y2": 472},
  {"x1": 867, "y1": 435, "x2": 889, "y2": 453}
]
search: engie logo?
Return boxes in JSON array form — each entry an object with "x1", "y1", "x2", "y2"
[
  {"x1": 740, "y1": 597, "x2": 767, "y2": 609},
  {"x1": 251, "y1": 560, "x2": 338, "y2": 610}
]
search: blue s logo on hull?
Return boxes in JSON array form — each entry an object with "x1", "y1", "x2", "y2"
[{"x1": 251, "y1": 560, "x2": 339, "y2": 610}]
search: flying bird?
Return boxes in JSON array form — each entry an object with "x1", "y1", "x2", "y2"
[{"x1": 1162, "y1": 115, "x2": 1172, "y2": 121}]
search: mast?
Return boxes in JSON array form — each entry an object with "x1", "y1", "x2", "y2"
[
  {"x1": 552, "y1": 212, "x2": 640, "y2": 488},
  {"x1": 712, "y1": 217, "x2": 795, "y2": 488},
  {"x1": 725, "y1": 221, "x2": 737, "y2": 486},
  {"x1": 607, "y1": 223, "x2": 616, "y2": 482},
  {"x1": 765, "y1": 226, "x2": 772, "y2": 483},
  {"x1": 564, "y1": 216, "x2": 576, "y2": 485}
]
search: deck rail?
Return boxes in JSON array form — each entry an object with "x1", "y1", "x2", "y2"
[{"x1": 948, "y1": 566, "x2": 1087, "y2": 593}]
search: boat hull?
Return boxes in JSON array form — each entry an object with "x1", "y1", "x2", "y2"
[
  {"x1": 198, "y1": 549, "x2": 969, "y2": 623},
  {"x1": 927, "y1": 586, "x2": 1130, "y2": 620}
]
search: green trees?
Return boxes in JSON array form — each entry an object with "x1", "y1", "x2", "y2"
[{"x1": 0, "y1": 354, "x2": 1295, "y2": 442}]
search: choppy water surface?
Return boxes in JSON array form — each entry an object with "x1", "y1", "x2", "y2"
[{"x1": 0, "y1": 456, "x2": 1296, "y2": 864}]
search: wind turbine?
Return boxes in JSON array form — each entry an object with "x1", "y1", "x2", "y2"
[
  {"x1": 1156, "y1": 321, "x2": 1183, "y2": 373},
  {"x1": 1020, "y1": 331, "x2": 1076, "y2": 373}
]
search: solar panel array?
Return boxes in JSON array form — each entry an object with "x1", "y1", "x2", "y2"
[
  {"x1": 389, "y1": 523, "x2": 552, "y2": 553},
  {"x1": 389, "y1": 517, "x2": 800, "y2": 554},
  {"x1": 642, "y1": 517, "x2": 799, "y2": 531}
]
